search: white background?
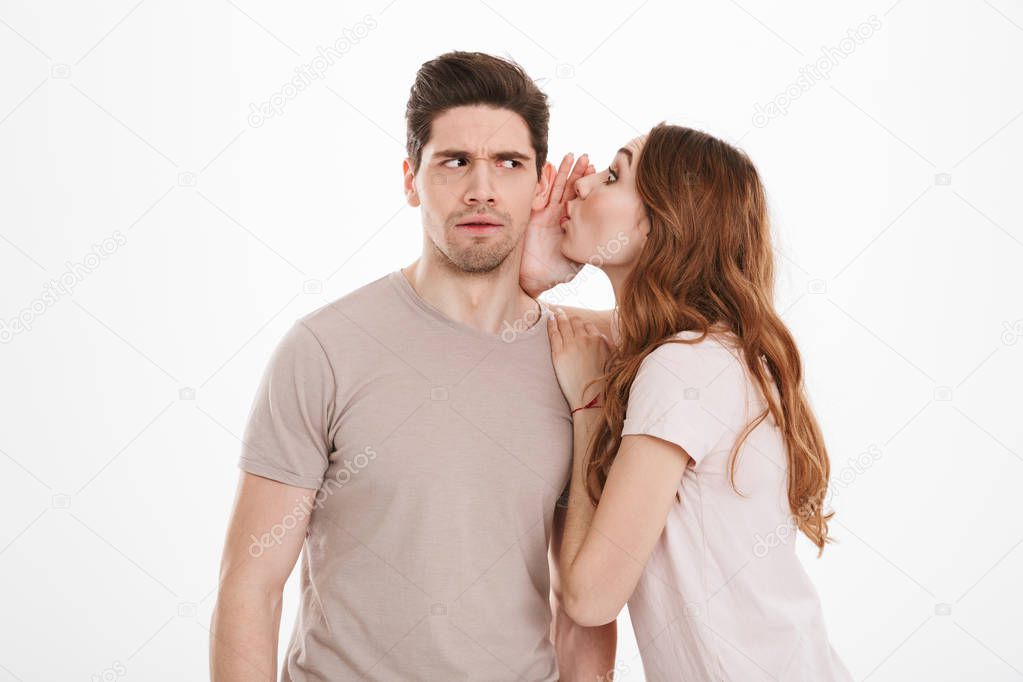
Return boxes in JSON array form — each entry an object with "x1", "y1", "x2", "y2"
[{"x1": 2, "y1": 0, "x2": 1022, "y2": 680}]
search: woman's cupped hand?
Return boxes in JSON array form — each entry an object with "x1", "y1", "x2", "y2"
[{"x1": 519, "y1": 153, "x2": 594, "y2": 298}]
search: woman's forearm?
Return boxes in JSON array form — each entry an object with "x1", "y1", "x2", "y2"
[
  {"x1": 559, "y1": 409, "x2": 602, "y2": 597},
  {"x1": 553, "y1": 605, "x2": 618, "y2": 681}
]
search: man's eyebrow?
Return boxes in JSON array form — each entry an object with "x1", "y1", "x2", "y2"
[
  {"x1": 616, "y1": 147, "x2": 633, "y2": 168},
  {"x1": 433, "y1": 149, "x2": 533, "y2": 161}
]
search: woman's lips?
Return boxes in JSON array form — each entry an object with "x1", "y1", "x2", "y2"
[{"x1": 559, "y1": 215, "x2": 570, "y2": 233}]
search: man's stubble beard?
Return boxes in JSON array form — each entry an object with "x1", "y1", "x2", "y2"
[{"x1": 428, "y1": 221, "x2": 522, "y2": 275}]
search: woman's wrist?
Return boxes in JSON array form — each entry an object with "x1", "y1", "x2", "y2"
[
  {"x1": 571, "y1": 410, "x2": 600, "y2": 426},
  {"x1": 570, "y1": 394, "x2": 601, "y2": 419}
]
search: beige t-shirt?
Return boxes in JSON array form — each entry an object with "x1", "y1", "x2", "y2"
[{"x1": 238, "y1": 269, "x2": 573, "y2": 681}]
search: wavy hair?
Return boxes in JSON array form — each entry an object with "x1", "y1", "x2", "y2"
[{"x1": 583, "y1": 123, "x2": 835, "y2": 555}]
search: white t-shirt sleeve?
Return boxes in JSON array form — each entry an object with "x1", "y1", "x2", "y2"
[{"x1": 621, "y1": 341, "x2": 727, "y2": 467}]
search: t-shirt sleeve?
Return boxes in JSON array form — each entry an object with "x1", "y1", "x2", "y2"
[
  {"x1": 237, "y1": 320, "x2": 337, "y2": 490},
  {"x1": 620, "y1": 344, "x2": 723, "y2": 467}
]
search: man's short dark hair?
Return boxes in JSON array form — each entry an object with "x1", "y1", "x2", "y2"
[{"x1": 405, "y1": 51, "x2": 549, "y2": 178}]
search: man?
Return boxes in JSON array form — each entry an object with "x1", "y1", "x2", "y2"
[{"x1": 210, "y1": 51, "x2": 615, "y2": 681}]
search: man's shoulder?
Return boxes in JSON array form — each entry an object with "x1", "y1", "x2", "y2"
[{"x1": 296, "y1": 270, "x2": 398, "y2": 341}]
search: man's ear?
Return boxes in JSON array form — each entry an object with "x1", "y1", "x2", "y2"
[
  {"x1": 403, "y1": 159, "x2": 420, "y2": 207},
  {"x1": 532, "y1": 161, "x2": 556, "y2": 211}
]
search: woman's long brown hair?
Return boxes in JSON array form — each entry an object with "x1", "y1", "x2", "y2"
[{"x1": 584, "y1": 123, "x2": 835, "y2": 556}]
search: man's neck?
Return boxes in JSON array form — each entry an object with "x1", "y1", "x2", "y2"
[{"x1": 400, "y1": 258, "x2": 541, "y2": 336}]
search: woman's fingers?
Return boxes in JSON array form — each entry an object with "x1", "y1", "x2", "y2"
[
  {"x1": 549, "y1": 153, "x2": 574, "y2": 207},
  {"x1": 547, "y1": 313, "x2": 563, "y2": 353},
  {"x1": 552, "y1": 309, "x2": 615, "y2": 353},
  {"x1": 556, "y1": 308, "x2": 574, "y2": 341},
  {"x1": 569, "y1": 314, "x2": 586, "y2": 339},
  {"x1": 588, "y1": 324, "x2": 614, "y2": 352}
]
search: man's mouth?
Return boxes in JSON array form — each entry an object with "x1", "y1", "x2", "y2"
[{"x1": 456, "y1": 215, "x2": 504, "y2": 231}]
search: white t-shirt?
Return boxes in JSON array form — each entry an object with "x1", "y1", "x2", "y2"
[{"x1": 620, "y1": 329, "x2": 853, "y2": 681}]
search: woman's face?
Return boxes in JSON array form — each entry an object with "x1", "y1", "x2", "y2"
[{"x1": 560, "y1": 134, "x2": 650, "y2": 268}]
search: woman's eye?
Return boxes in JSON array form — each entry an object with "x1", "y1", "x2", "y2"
[{"x1": 604, "y1": 168, "x2": 618, "y2": 185}]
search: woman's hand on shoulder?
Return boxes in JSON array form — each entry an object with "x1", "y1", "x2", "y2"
[{"x1": 547, "y1": 307, "x2": 614, "y2": 408}]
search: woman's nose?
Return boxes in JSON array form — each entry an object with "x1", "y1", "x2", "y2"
[{"x1": 575, "y1": 173, "x2": 593, "y2": 200}]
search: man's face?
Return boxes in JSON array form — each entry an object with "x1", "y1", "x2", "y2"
[{"x1": 403, "y1": 105, "x2": 549, "y2": 274}]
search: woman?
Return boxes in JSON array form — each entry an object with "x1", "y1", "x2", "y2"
[{"x1": 536, "y1": 123, "x2": 852, "y2": 680}]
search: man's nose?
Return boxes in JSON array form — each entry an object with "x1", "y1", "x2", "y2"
[{"x1": 464, "y1": 163, "x2": 497, "y2": 204}]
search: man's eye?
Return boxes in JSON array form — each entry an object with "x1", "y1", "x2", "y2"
[
  {"x1": 500, "y1": 159, "x2": 521, "y2": 169},
  {"x1": 604, "y1": 168, "x2": 618, "y2": 185},
  {"x1": 442, "y1": 158, "x2": 468, "y2": 168}
]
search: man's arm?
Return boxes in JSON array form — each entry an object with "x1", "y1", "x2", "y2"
[
  {"x1": 550, "y1": 499, "x2": 618, "y2": 681},
  {"x1": 210, "y1": 472, "x2": 317, "y2": 681}
]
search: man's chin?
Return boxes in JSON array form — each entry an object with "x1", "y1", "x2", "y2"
[{"x1": 447, "y1": 246, "x2": 516, "y2": 274}]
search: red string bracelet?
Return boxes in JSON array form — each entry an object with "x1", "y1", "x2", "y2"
[{"x1": 571, "y1": 395, "x2": 601, "y2": 415}]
